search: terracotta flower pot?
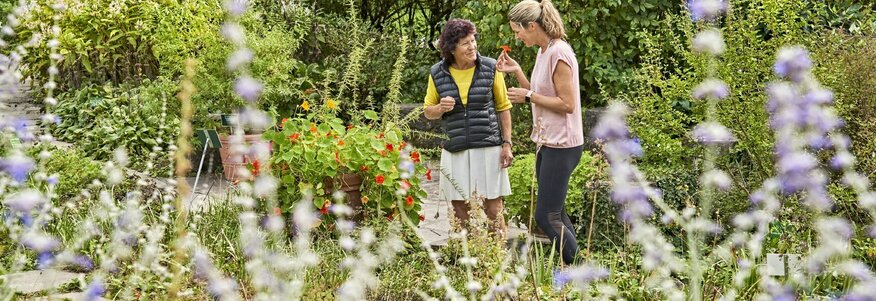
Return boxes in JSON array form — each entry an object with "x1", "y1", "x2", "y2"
[
  {"x1": 218, "y1": 134, "x2": 273, "y2": 181},
  {"x1": 323, "y1": 173, "x2": 365, "y2": 222}
]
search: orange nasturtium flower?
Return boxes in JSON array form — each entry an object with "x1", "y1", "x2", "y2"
[
  {"x1": 251, "y1": 160, "x2": 261, "y2": 176},
  {"x1": 320, "y1": 200, "x2": 331, "y2": 214},
  {"x1": 300, "y1": 100, "x2": 310, "y2": 111},
  {"x1": 361, "y1": 196, "x2": 369, "y2": 204},
  {"x1": 309, "y1": 123, "x2": 318, "y2": 133},
  {"x1": 326, "y1": 98, "x2": 337, "y2": 110},
  {"x1": 406, "y1": 195, "x2": 414, "y2": 207},
  {"x1": 359, "y1": 165, "x2": 368, "y2": 172},
  {"x1": 338, "y1": 140, "x2": 345, "y2": 146},
  {"x1": 375, "y1": 174, "x2": 385, "y2": 184},
  {"x1": 289, "y1": 133, "x2": 300, "y2": 143},
  {"x1": 500, "y1": 45, "x2": 511, "y2": 55},
  {"x1": 411, "y1": 151, "x2": 421, "y2": 163},
  {"x1": 385, "y1": 143, "x2": 394, "y2": 152}
]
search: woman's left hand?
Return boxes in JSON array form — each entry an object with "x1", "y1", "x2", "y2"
[
  {"x1": 508, "y1": 87, "x2": 528, "y2": 104},
  {"x1": 500, "y1": 144, "x2": 513, "y2": 168}
]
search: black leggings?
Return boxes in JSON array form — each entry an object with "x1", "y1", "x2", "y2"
[{"x1": 535, "y1": 145, "x2": 583, "y2": 264}]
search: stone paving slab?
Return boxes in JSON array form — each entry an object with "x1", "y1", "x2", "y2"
[
  {"x1": 32, "y1": 292, "x2": 107, "y2": 301},
  {"x1": 0, "y1": 269, "x2": 83, "y2": 295}
]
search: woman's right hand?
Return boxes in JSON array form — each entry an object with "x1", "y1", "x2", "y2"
[{"x1": 497, "y1": 52, "x2": 521, "y2": 74}]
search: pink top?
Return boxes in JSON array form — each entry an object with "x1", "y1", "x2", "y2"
[{"x1": 529, "y1": 39, "x2": 584, "y2": 148}]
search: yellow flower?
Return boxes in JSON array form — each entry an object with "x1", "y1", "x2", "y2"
[
  {"x1": 300, "y1": 100, "x2": 310, "y2": 111},
  {"x1": 326, "y1": 98, "x2": 337, "y2": 110}
]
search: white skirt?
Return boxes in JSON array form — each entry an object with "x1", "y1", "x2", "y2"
[{"x1": 439, "y1": 146, "x2": 512, "y2": 201}]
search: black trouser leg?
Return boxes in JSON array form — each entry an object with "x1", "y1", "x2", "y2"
[{"x1": 535, "y1": 145, "x2": 583, "y2": 264}]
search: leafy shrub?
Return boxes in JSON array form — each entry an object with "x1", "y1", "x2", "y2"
[
  {"x1": 38, "y1": 147, "x2": 103, "y2": 200},
  {"x1": 51, "y1": 78, "x2": 180, "y2": 171},
  {"x1": 454, "y1": 0, "x2": 683, "y2": 106},
  {"x1": 815, "y1": 33, "x2": 876, "y2": 183},
  {"x1": 16, "y1": 0, "x2": 170, "y2": 89}
]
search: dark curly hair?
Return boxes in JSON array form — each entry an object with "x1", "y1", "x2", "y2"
[{"x1": 438, "y1": 19, "x2": 478, "y2": 65}]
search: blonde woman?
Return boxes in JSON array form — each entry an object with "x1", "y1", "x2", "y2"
[
  {"x1": 497, "y1": 0, "x2": 584, "y2": 264},
  {"x1": 424, "y1": 19, "x2": 513, "y2": 234}
]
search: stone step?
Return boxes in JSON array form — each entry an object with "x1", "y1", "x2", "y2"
[
  {"x1": 33, "y1": 292, "x2": 108, "y2": 301},
  {"x1": 0, "y1": 270, "x2": 84, "y2": 295}
]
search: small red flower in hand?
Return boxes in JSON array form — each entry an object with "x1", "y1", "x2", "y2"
[{"x1": 500, "y1": 45, "x2": 511, "y2": 55}]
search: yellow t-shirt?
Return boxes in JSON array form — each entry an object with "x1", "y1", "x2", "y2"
[{"x1": 423, "y1": 66, "x2": 512, "y2": 111}]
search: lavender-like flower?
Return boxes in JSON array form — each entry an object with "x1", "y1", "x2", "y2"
[
  {"x1": 692, "y1": 79, "x2": 729, "y2": 100},
  {"x1": 553, "y1": 264, "x2": 610, "y2": 291},
  {"x1": 3, "y1": 189, "x2": 45, "y2": 212},
  {"x1": 592, "y1": 103, "x2": 631, "y2": 141},
  {"x1": 701, "y1": 169, "x2": 732, "y2": 191},
  {"x1": 1, "y1": 151, "x2": 35, "y2": 182},
  {"x1": 773, "y1": 46, "x2": 812, "y2": 82},
  {"x1": 691, "y1": 29, "x2": 725, "y2": 55},
  {"x1": 692, "y1": 122, "x2": 735, "y2": 146},
  {"x1": 84, "y1": 277, "x2": 106, "y2": 301},
  {"x1": 234, "y1": 76, "x2": 262, "y2": 103},
  {"x1": 688, "y1": 0, "x2": 728, "y2": 21}
]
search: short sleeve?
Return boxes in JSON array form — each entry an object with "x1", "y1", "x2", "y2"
[
  {"x1": 492, "y1": 71, "x2": 512, "y2": 111},
  {"x1": 424, "y1": 74, "x2": 439, "y2": 108}
]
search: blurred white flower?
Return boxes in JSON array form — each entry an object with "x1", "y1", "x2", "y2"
[{"x1": 692, "y1": 29, "x2": 724, "y2": 55}]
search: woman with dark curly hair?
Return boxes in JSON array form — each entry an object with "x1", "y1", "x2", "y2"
[{"x1": 423, "y1": 18, "x2": 513, "y2": 234}]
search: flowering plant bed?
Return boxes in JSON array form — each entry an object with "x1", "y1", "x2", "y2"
[{"x1": 264, "y1": 99, "x2": 428, "y2": 224}]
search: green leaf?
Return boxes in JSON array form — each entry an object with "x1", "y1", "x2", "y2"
[
  {"x1": 81, "y1": 57, "x2": 93, "y2": 73},
  {"x1": 370, "y1": 139, "x2": 383, "y2": 151},
  {"x1": 363, "y1": 110, "x2": 378, "y2": 120}
]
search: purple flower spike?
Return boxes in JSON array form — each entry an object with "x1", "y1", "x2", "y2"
[
  {"x1": 688, "y1": 0, "x2": 728, "y2": 21},
  {"x1": 37, "y1": 252, "x2": 54, "y2": 269},
  {"x1": 778, "y1": 152, "x2": 817, "y2": 174},
  {"x1": 701, "y1": 169, "x2": 732, "y2": 191},
  {"x1": 4, "y1": 189, "x2": 45, "y2": 213},
  {"x1": 774, "y1": 46, "x2": 812, "y2": 81},
  {"x1": 804, "y1": 89, "x2": 833, "y2": 105},
  {"x1": 692, "y1": 79, "x2": 729, "y2": 100},
  {"x1": 72, "y1": 255, "x2": 94, "y2": 271},
  {"x1": 749, "y1": 191, "x2": 766, "y2": 205},
  {"x1": 46, "y1": 175, "x2": 59, "y2": 185},
  {"x1": 84, "y1": 278, "x2": 105, "y2": 301},
  {"x1": 765, "y1": 82, "x2": 797, "y2": 112},
  {"x1": 592, "y1": 103, "x2": 630, "y2": 140},
  {"x1": 866, "y1": 225, "x2": 876, "y2": 239},
  {"x1": 21, "y1": 233, "x2": 60, "y2": 253},
  {"x1": 552, "y1": 264, "x2": 610, "y2": 290},
  {"x1": 208, "y1": 277, "x2": 239, "y2": 299},
  {"x1": 611, "y1": 186, "x2": 647, "y2": 204},
  {"x1": 224, "y1": 0, "x2": 247, "y2": 17},
  {"x1": 7, "y1": 118, "x2": 34, "y2": 142},
  {"x1": 692, "y1": 122, "x2": 735, "y2": 146},
  {"x1": 0, "y1": 152, "x2": 35, "y2": 183},
  {"x1": 829, "y1": 152, "x2": 855, "y2": 170},
  {"x1": 234, "y1": 76, "x2": 262, "y2": 103}
]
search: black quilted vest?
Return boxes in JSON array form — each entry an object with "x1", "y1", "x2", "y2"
[{"x1": 430, "y1": 55, "x2": 503, "y2": 152}]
